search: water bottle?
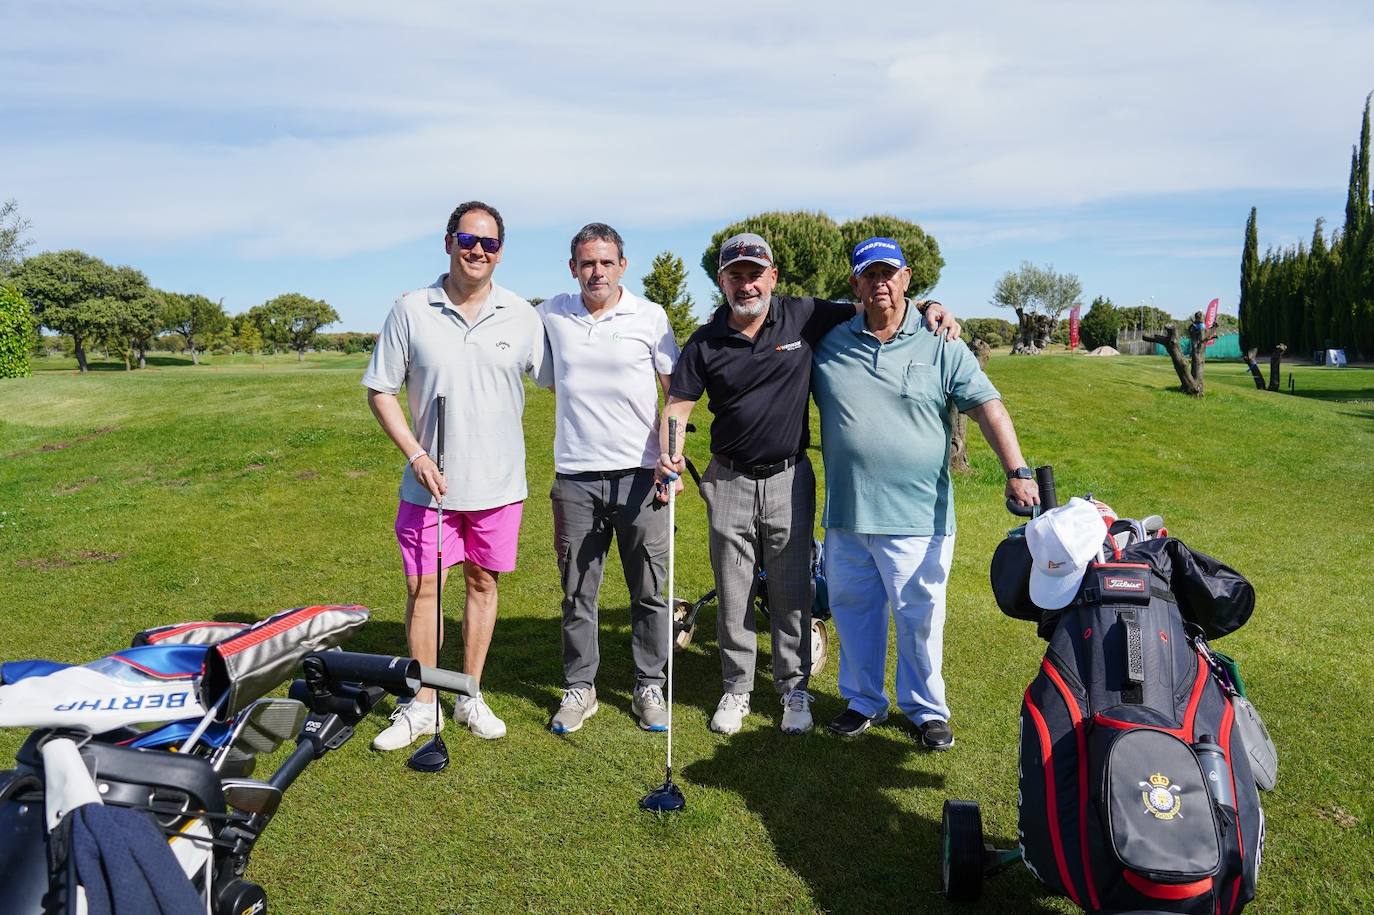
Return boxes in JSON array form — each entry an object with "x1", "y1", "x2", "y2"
[{"x1": 1193, "y1": 735, "x2": 1235, "y2": 809}]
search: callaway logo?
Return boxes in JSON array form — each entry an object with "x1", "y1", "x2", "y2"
[
  {"x1": 1105, "y1": 577, "x2": 1146, "y2": 592},
  {"x1": 495, "y1": 341, "x2": 510, "y2": 350},
  {"x1": 854, "y1": 239, "x2": 899, "y2": 256},
  {"x1": 1140, "y1": 772, "x2": 1183, "y2": 820},
  {"x1": 775, "y1": 341, "x2": 802, "y2": 352},
  {"x1": 1046, "y1": 560, "x2": 1066, "y2": 570}
]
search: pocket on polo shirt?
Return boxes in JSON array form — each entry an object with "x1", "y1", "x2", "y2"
[{"x1": 899, "y1": 362, "x2": 941, "y2": 402}]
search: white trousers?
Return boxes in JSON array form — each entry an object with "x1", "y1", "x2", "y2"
[{"x1": 823, "y1": 528, "x2": 955, "y2": 724}]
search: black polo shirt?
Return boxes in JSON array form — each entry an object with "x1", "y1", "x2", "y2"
[{"x1": 670, "y1": 296, "x2": 855, "y2": 465}]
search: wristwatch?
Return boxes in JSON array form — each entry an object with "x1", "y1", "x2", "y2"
[{"x1": 1006, "y1": 466, "x2": 1033, "y2": 480}]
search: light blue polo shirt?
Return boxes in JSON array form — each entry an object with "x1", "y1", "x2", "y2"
[{"x1": 812, "y1": 302, "x2": 1000, "y2": 536}]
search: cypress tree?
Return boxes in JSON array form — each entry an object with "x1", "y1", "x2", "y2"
[{"x1": 1240, "y1": 206, "x2": 1258, "y2": 352}]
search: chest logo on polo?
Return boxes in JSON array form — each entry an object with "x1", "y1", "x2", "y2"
[
  {"x1": 495, "y1": 341, "x2": 510, "y2": 350},
  {"x1": 774, "y1": 340, "x2": 802, "y2": 352}
]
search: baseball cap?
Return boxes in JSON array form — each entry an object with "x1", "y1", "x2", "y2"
[
  {"x1": 717, "y1": 233, "x2": 774, "y2": 271},
  {"x1": 850, "y1": 236, "x2": 907, "y2": 276},
  {"x1": 1025, "y1": 498, "x2": 1108, "y2": 610}
]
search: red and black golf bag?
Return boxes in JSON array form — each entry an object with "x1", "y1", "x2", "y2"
[{"x1": 992, "y1": 533, "x2": 1266, "y2": 914}]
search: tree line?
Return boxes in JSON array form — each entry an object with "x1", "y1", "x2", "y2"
[
  {"x1": 1240, "y1": 93, "x2": 1374, "y2": 358},
  {"x1": 2, "y1": 242, "x2": 340, "y2": 373}
]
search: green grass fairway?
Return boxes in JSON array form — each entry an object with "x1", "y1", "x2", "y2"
[{"x1": 2, "y1": 353, "x2": 1371, "y2": 913}]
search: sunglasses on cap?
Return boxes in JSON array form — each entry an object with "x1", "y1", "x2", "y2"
[
  {"x1": 450, "y1": 232, "x2": 502, "y2": 254},
  {"x1": 719, "y1": 243, "x2": 772, "y2": 266}
]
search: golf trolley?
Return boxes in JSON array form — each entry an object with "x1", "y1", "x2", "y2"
[
  {"x1": 0, "y1": 605, "x2": 477, "y2": 914},
  {"x1": 669, "y1": 439, "x2": 832, "y2": 675},
  {"x1": 939, "y1": 467, "x2": 1269, "y2": 913}
]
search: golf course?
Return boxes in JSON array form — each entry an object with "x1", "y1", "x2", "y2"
[{"x1": 1, "y1": 351, "x2": 1371, "y2": 913}]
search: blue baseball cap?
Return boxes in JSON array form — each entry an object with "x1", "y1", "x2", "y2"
[{"x1": 850, "y1": 237, "x2": 907, "y2": 276}]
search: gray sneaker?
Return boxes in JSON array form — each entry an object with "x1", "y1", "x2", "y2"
[
  {"x1": 549, "y1": 686, "x2": 598, "y2": 735},
  {"x1": 632, "y1": 685, "x2": 669, "y2": 732}
]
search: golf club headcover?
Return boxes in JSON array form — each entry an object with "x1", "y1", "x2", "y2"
[{"x1": 200, "y1": 605, "x2": 370, "y2": 720}]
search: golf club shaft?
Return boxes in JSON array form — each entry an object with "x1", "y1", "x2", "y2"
[
  {"x1": 665, "y1": 417, "x2": 677, "y2": 771},
  {"x1": 434, "y1": 395, "x2": 446, "y2": 733}
]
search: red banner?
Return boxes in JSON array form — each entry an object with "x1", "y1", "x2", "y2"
[
  {"x1": 1204, "y1": 297, "x2": 1219, "y2": 329},
  {"x1": 1069, "y1": 305, "x2": 1081, "y2": 350}
]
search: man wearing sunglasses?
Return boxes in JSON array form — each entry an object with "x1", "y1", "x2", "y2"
[
  {"x1": 657, "y1": 232, "x2": 960, "y2": 736},
  {"x1": 533, "y1": 223, "x2": 680, "y2": 736},
  {"x1": 362, "y1": 200, "x2": 546, "y2": 749}
]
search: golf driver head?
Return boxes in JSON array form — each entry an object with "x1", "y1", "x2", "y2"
[
  {"x1": 407, "y1": 734, "x2": 450, "y2": 773},
  {"x1": 639, "y1": 779, "x2": 685, "y2": 813}
]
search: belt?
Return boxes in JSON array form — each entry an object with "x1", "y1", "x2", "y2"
[
  {"x1": 713, "y1": 453, "x2": 801, "y2": 479},
  {"x1": 555, "y1": 467, "x2": 645, "y2": 481}
]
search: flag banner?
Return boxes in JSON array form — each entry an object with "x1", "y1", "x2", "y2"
[
  {"x1": 1069, "y1": 305, "x2": 1081, "y2": 349},
  {"x1": 1204, "y1": 297, "x2": 1219, "y2": 328}
]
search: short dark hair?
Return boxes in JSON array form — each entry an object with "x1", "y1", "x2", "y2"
[
  {"x1": 446, "y1": 201, "x2": 505, "y2": 243},
  {"x1": 569, "y1": 222, "x2": 624, "y2": 261}
]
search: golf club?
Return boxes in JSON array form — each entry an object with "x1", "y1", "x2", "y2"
[
  {"x1": 409, "y1": 394, "x2": 450, "y2": 773},
  {"x1": 640, "y1": 416, "x2": 685, "y2": 813}
]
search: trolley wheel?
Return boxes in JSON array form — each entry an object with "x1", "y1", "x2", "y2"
[
  {"x1": 941, "y1": 799, "x2": 985, "y2": 903},
  {"x1": 809, "y1": 619, "x2": 829, "y2": 675},
  {"x1": 673, "y1": 599, "x2": 696, "y2": 650}
]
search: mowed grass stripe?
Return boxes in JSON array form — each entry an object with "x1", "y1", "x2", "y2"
[{"x1": 1, "y1": 353, "x2": 1371, "y2": 913}]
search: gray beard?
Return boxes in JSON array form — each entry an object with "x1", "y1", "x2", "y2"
[{"x1": 729, "y1": 298, "x2": 766, "y2": 319}]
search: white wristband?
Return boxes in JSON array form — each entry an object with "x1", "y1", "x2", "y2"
[{"x1": 406, "y1": 450, "x2": 427, "y2": 466}]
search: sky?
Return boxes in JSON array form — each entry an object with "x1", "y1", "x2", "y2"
[{"x1": 4, "y1": 1, "x2": 1373, "y2": 331}]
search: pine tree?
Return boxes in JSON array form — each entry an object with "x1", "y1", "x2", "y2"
[{"x1": 641, "y1": 251, "x2": 698, "y2": 345}]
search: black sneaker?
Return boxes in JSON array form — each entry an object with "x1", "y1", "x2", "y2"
[
  {"x1": 826, "y1": 708, "x2": 887, "y2": 738},
  {"x1": 917, "y1": 719, "x2": 954, "y2": 750}
]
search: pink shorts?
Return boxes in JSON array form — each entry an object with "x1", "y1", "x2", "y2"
[{"x1": 394, "y1": 500, "x2": 523, "y2": 577}]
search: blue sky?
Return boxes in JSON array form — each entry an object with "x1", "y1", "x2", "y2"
[{"x1": 4, "y1": 1, "x2": 1372, "y2": 330}]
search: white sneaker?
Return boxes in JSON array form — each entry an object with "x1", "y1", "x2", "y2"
[
  {"x1": 781, "y1": 688, "x2": 814, "y2": 734},
  {"x1": 372, "y1": 700, "x2": 442, "y2": 751},
  {"x1": 710, "y1": 692, "x2": 751, "y2": 735},
  {"x1": 454, "y1": 693, "x2": 506, "y2": 740}
]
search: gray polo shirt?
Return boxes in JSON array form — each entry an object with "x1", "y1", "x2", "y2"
[
  {"x1": 812, "y1": 301, "x2": 1000, "y2": 536},
  {"x1": 362, "y1": 276, "x2": 545, "y2": 511}
]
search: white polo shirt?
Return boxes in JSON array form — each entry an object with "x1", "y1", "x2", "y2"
[
  {"x1": 363, "y1": 276, "x2": 545, "y2": 511},
  {"x1": 536, "y1": 289, "x2": 679, "y2": 473}
]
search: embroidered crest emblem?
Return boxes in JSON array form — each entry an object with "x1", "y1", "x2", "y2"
[{"x1": 1139, "y1": 772, "x2": 1183, "y2": 820}]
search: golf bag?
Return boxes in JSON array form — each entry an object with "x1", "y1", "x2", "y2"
[{"x1": 993, "y1": 534, "x2": 1265, "y2": 914}]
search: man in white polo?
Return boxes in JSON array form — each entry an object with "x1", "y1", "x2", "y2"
[
  {"x1": 363, "y1": 200, "x2": 545, "y2": 749},
  {"x1": 536, "y1": 223, "x2": 680, "y2": 734}
]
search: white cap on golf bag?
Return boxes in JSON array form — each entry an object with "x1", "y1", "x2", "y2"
[{"x1": 1026, "y1": 497, "x2": 1107, "y2": 611}]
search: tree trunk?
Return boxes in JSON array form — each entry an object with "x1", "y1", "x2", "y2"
[
  {"x1": 1143, "y1": 324, "x2": 1203, "y2": 396},
  {"x1": 1243, "y1": 349, "x2": 1265, "y2": 390},
  {"x1": 297, "y1": 348, "x2": 304, "y2": 362},
  {"x1": 1267, "y1": 344, "x2": 1287, "y2": 391},
  {"x1": 137, "y1": 344, "x2": 147, "y2": 370},
  {"x1": 1186, "y1": 311, "x2": 1212, "y2": 393},
  {"x1": 1011, "y1": 307, "x2": 1040, "y2": 354},
  {"x1": 947, "y1": 340, "x2": 992, "y2": 472},
  {"x1": 188, "y1": 336, "x2": 199, "y2": 365},
  {"x1": 73, "y1": 333, "x2": 88, "y2": 373}
]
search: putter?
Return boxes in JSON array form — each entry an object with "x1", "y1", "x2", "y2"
[
  {"x1": 408, "y1": 394, "x2": 450, "y2": 773},
  {"x1": 641, "y1": 416, "x2": 685, "y2": 813}
]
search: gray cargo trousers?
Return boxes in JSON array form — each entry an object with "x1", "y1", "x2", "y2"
[
  {"x1": 699, "y1": 455, "x2": 814, "y2": 696},
  {"x1": 550, "y1": 467, "x2": 669, "y2": 690}
]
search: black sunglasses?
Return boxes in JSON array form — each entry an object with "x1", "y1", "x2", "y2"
[
  {"x1": 451, "y1": 232, "x2": 502, "y2": 254},
  {"x1": 719, "y1": 243, "x2": 772, "y2": 266}
]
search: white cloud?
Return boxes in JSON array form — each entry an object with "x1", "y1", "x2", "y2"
[{"x1": 4, "y1": 0, "x2": 1372, "y2": 261}]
